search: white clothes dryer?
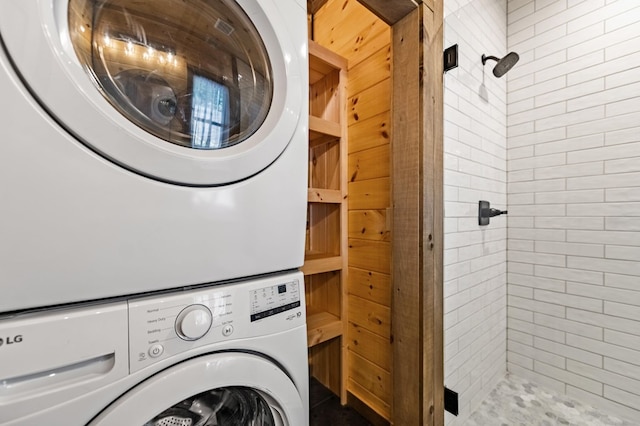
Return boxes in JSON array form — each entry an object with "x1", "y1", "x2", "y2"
[
  {"x1": 0, "y1": 0, "x2": 308, "y2": 313},
  {"x1": 0, "y1": 271, "x2": 309, "y2": 425}
]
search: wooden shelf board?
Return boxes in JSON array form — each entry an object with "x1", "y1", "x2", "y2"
[
  {"x1": 308, "y1": 188, "x2": 342, "y2": 203},
  {"x1": 309, "y1": 115, "x2": 341, "y2": 139},
  {"x1": 309, "y1": 131, "x2": 339, "y2": 149},
  {"x1": 307, "y1": 309, "x2": 343, "y2": 347},
  {"x1": 302, "y1": 255, "x2": 342, "y2": 275},
  {"x1": 309, "y1": 40, "x2": 348, "y2": 85}
]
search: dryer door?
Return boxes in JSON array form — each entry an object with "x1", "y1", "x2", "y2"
[
  {"x1": 89, "y1": 353, "x2": 306, "y2": 425},
  {"x1": 0, "y1": 0, "x2": 303, "y2": 186}
]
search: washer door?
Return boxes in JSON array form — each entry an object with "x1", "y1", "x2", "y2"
[
  {"x1": 89, "y1": 353, "x2": 305, "y2": 425},
  {"x1": 0, "y1": 0, "x2": 302, "y2": 185}
]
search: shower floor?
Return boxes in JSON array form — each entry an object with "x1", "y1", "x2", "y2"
[{"x1": 467, "y1": 374, "x2": 635, "y2": 426}]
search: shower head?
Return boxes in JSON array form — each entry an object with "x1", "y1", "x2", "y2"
[{"x1": 482, "y1": 52, "x2": 520, "y2": 77}]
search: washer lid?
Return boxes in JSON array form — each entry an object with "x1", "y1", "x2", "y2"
[
  {"x1": 89, "y1": 353, "x2": 305, "y2": 425},
  {"x1": 0, "y1": 0, "x2": 303, "y2": 186}
]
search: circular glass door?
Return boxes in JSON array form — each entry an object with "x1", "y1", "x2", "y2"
[
  {"x1": 0, "y1": 0, "x2": 303, "y2": 185},
  {"x1": 68, "y1": 0, "x2": 272, "y2": 151},
  {"x1": 144, "y1": 387, "x2": 277, "y2": 426},
  {"x1": 89, "y1": 353, "x2": 304, "y2": 425}
]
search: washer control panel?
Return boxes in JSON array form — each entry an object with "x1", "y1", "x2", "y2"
[
  {"x1": 250, "y1": 280, "x2": 300, "y2": 322},
  {"x1": 127, "y1": 271, "x2": 304, "y2": 372}
]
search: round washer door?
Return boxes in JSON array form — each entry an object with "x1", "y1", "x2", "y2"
[
  {"x1": 0, "y1": 0, "x2": 303, "y2": 186},
  {"x1": 89, "y1": 353, "x2": 306, "y2": 425}
]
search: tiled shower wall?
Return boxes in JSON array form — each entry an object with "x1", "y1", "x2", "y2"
[
  {"x1": 443, "y1": 1, "x2": 508, "y2": 423},
  {"x1": 506, "y1": 0, "x2": 640, "y2": 421}
]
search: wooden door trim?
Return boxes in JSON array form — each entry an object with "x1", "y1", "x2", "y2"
[
  {"x1": 390, "y1": 2, "x2": 444, "y2": 425},
  {"x1": 309, "y1": 1, "x2": 422, "y2": 25}
]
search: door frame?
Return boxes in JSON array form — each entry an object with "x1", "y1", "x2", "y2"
[
  {"x1": 306, "y1": 1, "x2": 444, "y2": 423},
  {"x1": 363, "y1": 1, "x2": 445, "y2": 425}
]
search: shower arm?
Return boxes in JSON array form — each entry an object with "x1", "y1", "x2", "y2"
[{"x1": 481, "y1": 54, "x2": 500, "y2": 64}]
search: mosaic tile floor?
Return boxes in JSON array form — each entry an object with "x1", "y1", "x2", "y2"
[{"x1": 467, "y1": 374, "x2": 636, "y2": 426}]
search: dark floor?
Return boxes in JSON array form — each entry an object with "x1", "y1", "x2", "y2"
[{"x1": 309, "y1": 378, "x2": 372, "y2": 426}]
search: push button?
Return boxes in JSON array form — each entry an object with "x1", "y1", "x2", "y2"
[
  {"x1": 222, "y1": 324, "x2": 234, "y2": 337},
  {"x1": 149, "y1": 344, "x2": 164, "y2": 358}
]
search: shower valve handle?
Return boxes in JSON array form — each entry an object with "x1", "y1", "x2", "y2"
[
  {"x1": 478, "y1": 200, "x2": 507, "y2": 226},
  {"x1": 485, "y1": 208, "x2": 507, "y2": 217}
]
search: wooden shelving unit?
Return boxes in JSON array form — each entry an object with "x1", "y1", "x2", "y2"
[{"x1": 305, "y1": 39, "x2": 348, "y2": 401}]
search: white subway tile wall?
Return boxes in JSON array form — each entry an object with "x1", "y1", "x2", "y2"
[
  {"x1": 444, "y1": 0, "x2": 508, "y2": 424},
  {"x1": 506, "y1": 0, "x2": 640, "y2": 421}
]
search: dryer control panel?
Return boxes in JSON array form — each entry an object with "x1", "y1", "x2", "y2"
[{"x1": 127, "y1": 271, "x2": 305, "y2": 373}]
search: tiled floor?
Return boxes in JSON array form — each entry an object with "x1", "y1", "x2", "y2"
[
  {"x1": 311, "y1": 373, "x2": 637, "y2": 425},
  {"x1": 468, "y1": 374, "x2": 636, "y2": 426},
  {"x1": 309, "y1": 378, "x2": 372, "y2": 426}
]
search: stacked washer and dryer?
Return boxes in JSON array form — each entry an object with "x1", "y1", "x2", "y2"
[{"x1": 0, "y1": 0, "x2": 309, "y2": 424}]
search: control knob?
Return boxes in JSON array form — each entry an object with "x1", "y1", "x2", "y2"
[{"x1": 175, "y1": 304, "x2": 212, "y2": 341}]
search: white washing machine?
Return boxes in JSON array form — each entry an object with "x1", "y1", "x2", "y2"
[
  {"x1": 0, "y1": 0, "x2": 308, "y2": 313},
  {"x1": 0, "y1": 271, "x2": 309, "y2": 425}
]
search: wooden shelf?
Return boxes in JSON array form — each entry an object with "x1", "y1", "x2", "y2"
[
  {"x1": 310, "y1": 115, "x2": 341, "y2": 147},
  {"x1": 309, "y1": 40, "x2": 348, "y2": 85},
  {"x1": 307, "y1": 309, "x2": 343, "y2": 347},
  {"x1": 302, "y1": 255, "x2": 342, "y2": 275},
  {"x1": 306, "y1": 38, "x2": 347, "y2": 402},
  {"x1": 308, "y1": 188, "x2": 342, "y2": 203}
]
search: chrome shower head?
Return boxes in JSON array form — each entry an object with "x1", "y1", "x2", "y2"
[{"x1": 482, "y1": 52, "x2": 520, "y2": 77}]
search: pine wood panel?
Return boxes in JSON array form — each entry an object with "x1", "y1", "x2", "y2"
[
  {"x1": 348, "y1": 267, "x2": 391, "y2": 306},
  {"x1": 313, "y1": 0, "x2": 388, "y2": 64},
  {"x1": 348, "y1": 210, "x2": 390, "y2": 242},
  {"x1": 347, "y1": 351, "x2": 392, "y2": 406},
  {"x1": 346, "y1": 25, "x2": 391, "y2": 70},
  {"x1": 309, "y1": 139, "x2": 341, "y2": 191},
  {"x1": 348, "y1": 239, "x2": 390, "y2": 275},
  {"x1": 310, "y1": 69, "x2": 341, "y2": 123},
  {"x1": 309, "y1": 338, "x2": 342, "y2": 395},
  {"x1": 313, "y1": 0, "x2": 368, "y2": 39},
  {"x1": 349, "y1": 145, "x2": 390, "y2": 182},
  {"x1": 347, "y1": 294, "x2": 390, "y2": 338},
  {"x1": 306, "y1": 203, "x2": 341, "y2": 257},
  {"x1": 348, "y1": 111, "x2": 390, "y2": 154},
  {"x1": 348, "y1": 378, "x2": 391, "y2": 421},
  {"x1": 348, "y1": 177, "x2": 390, "y2": 210},
  {"x1": 347, "y1": 321, "x2": 391, "y2": 370},
  {"x1": 305, "y1": 271, "x2": 342, "y2": 317},
  {"x1": 348, "y1": 79, "x2": 391, "y2": 126},
  {"x1": 348, "y1": 46, "x2": 391, "y2": 97}
]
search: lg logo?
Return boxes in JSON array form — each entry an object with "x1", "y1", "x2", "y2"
[{"x1": 0, "y1": 335, "x2": 23, "y2": 347}]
